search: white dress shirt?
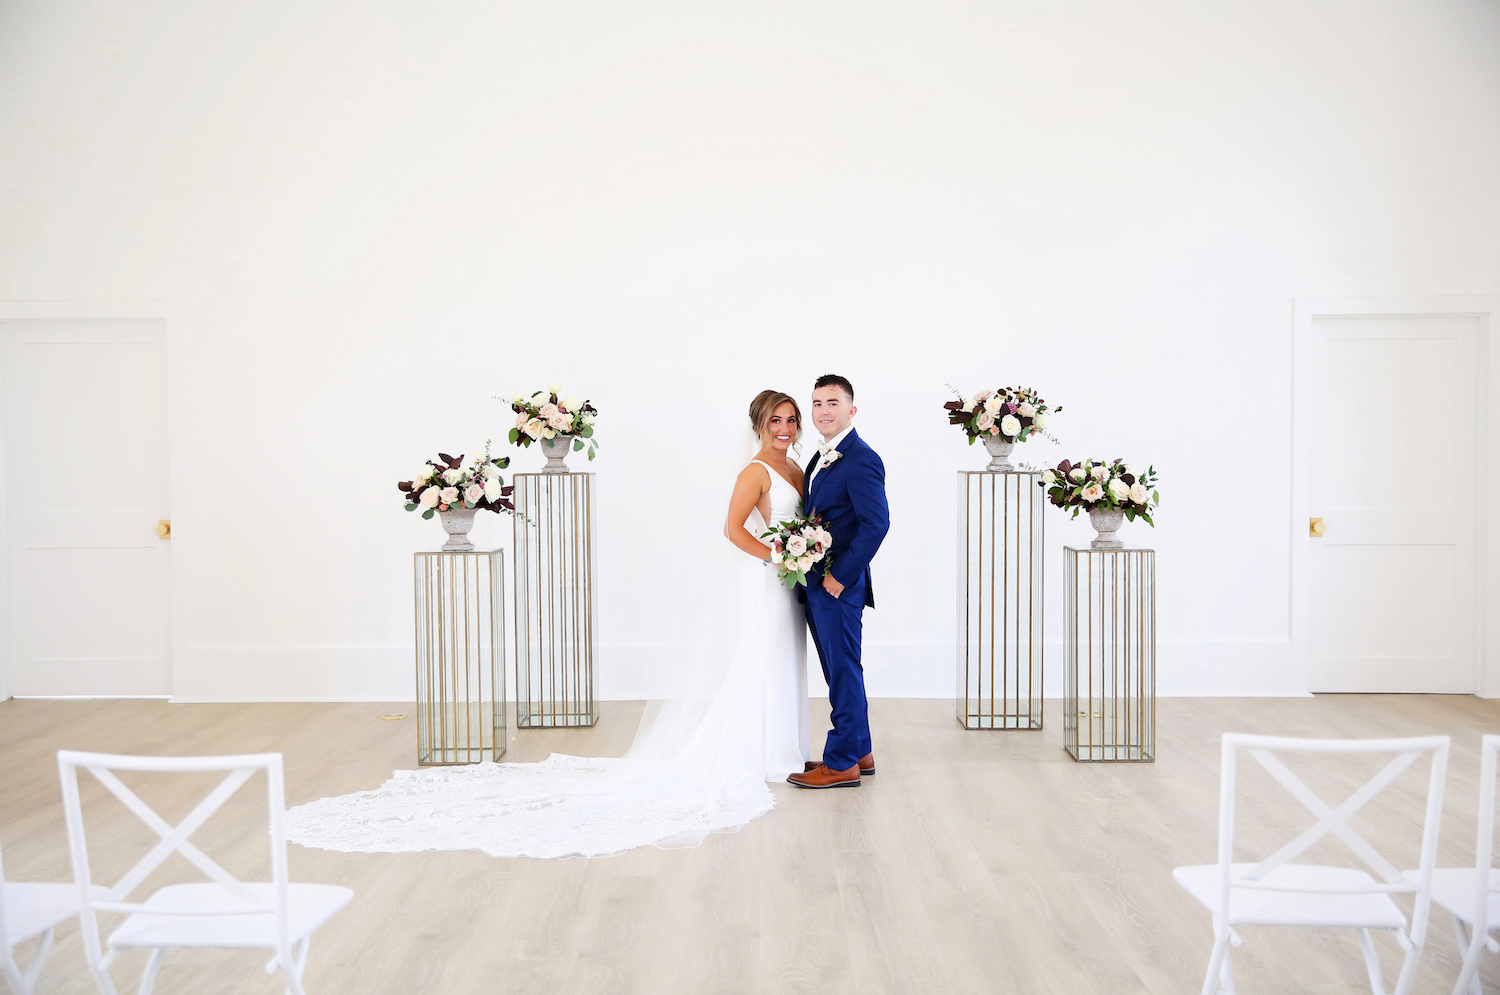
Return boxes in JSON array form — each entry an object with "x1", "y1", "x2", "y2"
[{"x1": 808, "y1": 425, "x2": 853, "y2": 489}]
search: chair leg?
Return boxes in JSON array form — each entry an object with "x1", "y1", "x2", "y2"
[
  {"x1": 1202, "y1": 933, "x2": 1232, "y2": 995},
  {"x1": 137, "y1": 949, "x2": 164, "y2": 995},
  {"x1": 1359, "y1": 928, "x2": 1388, "y2": 995},
  {"x1": 281, "y1": 937, "x2": 310, "y2": 995},
  {"x1": 2, "y1": 943, "x2": 32, "y2": 995},
  {"x1": 1451, "y1": 918, "x2": 1487, "y2": 995}
]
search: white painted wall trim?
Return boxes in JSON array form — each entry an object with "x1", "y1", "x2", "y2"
[
  {"x1": 1292, "y1": 296, "x2": 1500, "y2": 697},
  {"x1": 0, "y1": 301, "x2": 189, "y2": 702}
]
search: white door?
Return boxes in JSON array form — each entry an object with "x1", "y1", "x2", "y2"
[
  {"x1": 1308, "y1": 313, "x2": 1478, "y2": 692},
  {"x1": 2, "y1": 320, "x2": 171, "y2": 695}
]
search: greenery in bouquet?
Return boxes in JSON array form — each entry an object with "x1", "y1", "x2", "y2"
[
  {"x1": 399, "y1": 445, "x2": 516, "y2": 519},
  {"x1": 761, "y1": 513, "x2": 834, "y2": 590},
  {"x1": 1040, "y1": 458, "x2": 1159, "y2": 525},
  {"x1": 943, "y1": 385, "x2": 1059, "y2": 445},
  {"x1": 505, "y1": 385, "x2": 599, "y2": 461}
]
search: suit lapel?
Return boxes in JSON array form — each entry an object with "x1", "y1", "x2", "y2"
[{"x1": 809, "y1": 428, "x2": 857, "y2": 506}]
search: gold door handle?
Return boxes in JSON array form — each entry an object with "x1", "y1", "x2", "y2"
[
  {"x1": 156, "y1": 520, "x2": 171, "y2": 538},
  {"x1": 1309, "y1": 517, "x2": 1325, "y2": 537}
]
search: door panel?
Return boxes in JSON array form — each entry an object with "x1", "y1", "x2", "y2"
[
  {"x1": 3, "y1": 320, "x2": 170, "y2": 695},
  {"x1": 1309, "y1": 314, "x2": 1477, "y2": 693}
]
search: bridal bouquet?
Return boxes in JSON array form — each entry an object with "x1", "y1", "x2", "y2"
[
  {"x1": 399, "y1": 446, "x2": 516, "y2": 518},
  {"x1": 943, "y1": 386, "x2": 1059, "y2": 444},
  {"x1": 505, "y1": 386, "x2": 599, "y2": 461},
  {"x1": 1040, "y1": 458, "x2": 1160, "y2": 524},
  {"x1": 761, "y1": 513, "x2": 834, "y2": 589}
]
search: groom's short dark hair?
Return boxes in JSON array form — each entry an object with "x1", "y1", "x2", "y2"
[{"x1": 814, "y1": 374, "x2": 854, "y2": 401}]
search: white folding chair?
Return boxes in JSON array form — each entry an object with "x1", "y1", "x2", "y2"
[
  {"x1": 1, "y1": 836, "x2": 106, "y2": 995},
  {"x1": 57, "y1": 751, "x2": 353, "y2": 995},
  {"x1": 1174, "y1": 733, "x2": 1450, "y2": 995},
  {"x1": 1408, "y1": 733, "x2": 1500, "y2": 995}
]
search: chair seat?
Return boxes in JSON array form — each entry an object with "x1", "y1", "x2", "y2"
[
  {"x1": 1173, "y1": 864, "x2": 1408, "y2": 929},
  {"x1": 2, "y1": 882, "x2": 107, "y2": 944},
  {"x1": 108, "y1": 883, "x2": 353, "y2": 951},
  {"x1": 1401, "y1": 867, "x2": 1500, "y2": 928}
]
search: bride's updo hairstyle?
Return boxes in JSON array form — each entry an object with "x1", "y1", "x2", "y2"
[{"x1": 749, "y1": 389, "x2": 803, "y2": 451}]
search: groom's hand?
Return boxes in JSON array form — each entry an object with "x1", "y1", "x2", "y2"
[{"x1": 822, "y1": 574, "x2": 845, "y2": 599}]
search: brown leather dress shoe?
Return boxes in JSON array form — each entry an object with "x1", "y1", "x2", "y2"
[
  {"x1": 787, "y1": 763, "x2": 861, "y2": 788},
  {"x1": 858, "y1": 752, "x2": 875, "y2": 776}
]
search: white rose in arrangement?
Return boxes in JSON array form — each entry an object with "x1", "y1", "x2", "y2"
[
  {"x1": 484, "y1": 479, "x2": 504, "y2": 502},
  {"x1": 541, "y1": 427, "x2": 556, "y2": 439},
  {"x1": 547, "y1": 382, "x2": 561, "y2": 393},
  {"x1": 983, "y1": 394, "x2": 1004, "y2": 415},
  {"x1": 464, "y1": 483, "x2": 485, "y2": 505},
  {"x1": 510, "y1": 392, "x2": 524, "y2": 404},
  {"x1": 1041, "y1": 470, "x2": 1056, "y2": 485},
  {"x1": 418, "y1": 487, "x2": 441, "y2": 509},
  {"x1": 417, "y1": 465, "x2": 435, "y2": 482},
  {"x1": 582, "y1": 413, "x2": 596, "y2": 426},
  {"x1": 975, "y1": 411, "x2": 995, "y2": 431},
  {"x1": 546, "y1": 411, "x2": 571, "y2": 431},
  {"x1": 817, "y1": 528, "x2": 833, "y2": 548},
  {"x1": 439, "y1": 486, "x2": 460, "y2": 505},
  {"x1": 1069, "y1": 467, "x2": 1086, "y2": 482},
  {"x1": 562, "y1": 396, "x2": 581, "y2": 413},
  {"x1": 1107, "y1": 479, "x2": 1130, "y2": 502},
  {"x1": 539, "y1": 402, "x2": 559, "y2": 419},
  {"x1": 798, "y1": 555, "x2": 814, "y2": 573},
  {"x1": 961, "y1": 398, "x2": 977, "y2": 413},
  {"x1": 524, "y1": 418, "x2": 544, "y2": 440},
  {"x1": 1033, "y1": 412, "x2": 1047, "y2": 430},
  {"x1": 481, "y1": 463, "x2": 500, "y2": 480},
  {"x1": 770, "y1": 547, "x2": 783, "y2": 565},
  {"x1": 516, "y1": 411, "x2": 530, "y2": 428},
  {"x1": 1017, "y1": 402, "x2": 1036, "y2": 418},
  {"x1": 786, "y1": 535, "x2": 808, "y2": 557},
  {"x1": 973, "y1": 388, "x2": 994, "y2": 403},
  {"x1": 530, "y1": 391, "x2": 548, "y2": 406},
  {"x1": 999, "y1": 414, "x2": 1022, "y2": 438},
  {"x1": 1081, "y1": 481, "x2": 1105, "y2": 502},
  {"x1": 442, "y1": 468, "x2": 464, "y2": 485},
  {"x1": 1129, "y1": 482, "x2": 1150, "y2": 504},
  {"x1": 1090, "y1": 465, "x2": 1108, "y2": 482}
]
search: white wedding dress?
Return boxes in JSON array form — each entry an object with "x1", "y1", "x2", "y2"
[{"x1": 285, "y1": 459, "x2": 810, "y2": 859}]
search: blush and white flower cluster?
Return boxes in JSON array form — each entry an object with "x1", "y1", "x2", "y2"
[
  {"x1": 398, "y1": 446, "x2": 516, "y2": 520},
  {"x1": 505, "y1": 385, "x2": 600, "y2": 462},
  {"x1": 943, "y1": 385, "x2": 1060, "y2": 444},
  {"x1": 1039, "y1": 458, "x2": 1160, "y2": 525},
  {"x1": 760, "y1": 513, "x2": 834, "y2": 590}
]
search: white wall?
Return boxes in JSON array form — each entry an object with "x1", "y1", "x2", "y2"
[{"x1": 1, "y1": 0, "x2": 1497, "y2": 701}]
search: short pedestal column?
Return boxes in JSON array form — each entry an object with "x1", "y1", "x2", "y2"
[
  {"x1": 1063, "y1": 545, "x2": 1156, "y2": 762},
  {"x1": 512, "y1": 472, "x2": 599, "y2": 728},
  {"x1": 413, "y1": 549, "x2": 506, "y2": 764},
  {"x1": 957, "y1": 470, "x2": 1044, "y2": 730}
]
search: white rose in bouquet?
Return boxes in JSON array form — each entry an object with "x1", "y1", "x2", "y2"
[
  {"x1": 547, "y1": 382, "x2": 561, "y2": 393},
  {"x1": 1033, "y1": 412, "x2": 1047, "y2": 430},
  {"x1": 770, "y1": 547, "x2": 783, "y2": 565},
  {"x1": 975, "y1": 411, "x2": 995, "y2": 431},
  {"x1": 464, "y1": 483, "x2": 485, "y2": 505},
  {"x1": 983, "y1": 394, "x2": 1004, "y2": 415},
  {"x1": 541, "y1": 427, "x2": 556, "y2": 439},
  {"x1": 973, "y1": 388, "x2": 994, "y2": 403},
  {"x1": 1129, "y1": 482, "x2": 1150, "y2": 504},
  {"x1": 539, "y1": 402, "x2": 559, "y2": 419},
  {"x1": 1081, "y1": 481, "x2": 1105, "y2": 502},
  {"x1": 1090, "y1": 465, "x2": 1108, "y2": 482},
  {"x1": 786, "y1": 535, "x2": 808, "y2": 557},
  {"x1": 481, "y1": 463, "x2": 500, "y2": 480},
  {"x1": 999, "y1": 414, "x2": 1022, "y2": 438},
  {"x1": 1107, "y1": 479, "x2": 1130, "y2": 502},
  {"x1": 515, "y1": 411, "x2": 530, "y2": 428},
  {"x1": 524, "y1": 418, "x2": 544, "y2": 439},
  {"x1": 530, "y1": 391, "x2": 548, "y2": 406},
  {"x1": 961, "y1": 398, "x2": 977, "y2": 413},
  {"x1": 546, "y1": 411, "x2": 571, "y2": 431},
  {"x1": 418, "y1": 487, "x2": 441, "y2": 509},
  {"x1": 484, "y1": 479, "x2": 504, "y2": 502},
  {"x1": 798, "y1": 555, "x2": 814, "y2": 573},
  {"x1": 442, "y1": 468, "x2": 464, "y2": 485},
  {"x1": 1069, "y1": 467, "x2": 1086, "y2": 482},
  {"x1": 1041, "y1": 470, "x2": 1056, "y2": 485},
  {"x1": 417, "y1": 465, "x2": 435, "y2": 482},
  {"x1": 1018, "y1": 402, "x2": 1036, "y2": 418},
  {"x1": 510, "y1": 392, "x2": 524, "y2": 404},
  {"x1": 439, "y1": 486, "x2": 460, "y2": 505},
  {"x1": 582, "y1": 413, "x2": 596, "y2": 426},
  {"x1": 562, "y1": 396, "x2": 582, "y2": 413}
]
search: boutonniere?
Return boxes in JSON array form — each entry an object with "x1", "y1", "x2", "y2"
[{"x1": 819, "y1": 448, "x2": 843, "y2": 469}]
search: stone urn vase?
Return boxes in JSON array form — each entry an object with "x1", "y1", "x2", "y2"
[
  {"x1": 539, "y1": 435, "x2": 574, "y2": 474},
  {"x1": 982, "y1": 434, "x2": 1017, "y2": 472},
  {"x1": 438, "y1": 508, "x2": 478, "y2": 551},
  {"x1": 1088, "y1": 507, "x2": 1125, "y2": 549}
]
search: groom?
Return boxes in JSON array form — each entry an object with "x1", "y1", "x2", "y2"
[{"x1": 789, "y1": 374, "x2": 890, "y2": 789}]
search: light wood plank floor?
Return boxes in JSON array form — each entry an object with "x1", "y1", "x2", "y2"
[{"x1": 3, "y1": 694, "x2": 1500, "y2": 994}]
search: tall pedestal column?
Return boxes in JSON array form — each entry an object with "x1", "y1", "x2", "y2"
[
  {"x1": 413, "y1": 549, "x2": 506, "y2": 764},
  {"x1": 1063, "y1": 546, "x2": 1156, "y2": 762},
  {"x1": 957, "y1": 470, "x2": 1044, "y2": 730},
  {"x1": 512, "y1": 472, "x2": 599, "y2": 728}
]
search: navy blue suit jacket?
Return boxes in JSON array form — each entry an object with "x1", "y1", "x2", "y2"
[{"x1": 802, "y1": 428, "x2": 890, "y2": 609}]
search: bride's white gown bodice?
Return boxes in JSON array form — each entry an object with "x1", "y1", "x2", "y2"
[{"x1": 286, "y1": 460, "x2": 810, "y2": 859}]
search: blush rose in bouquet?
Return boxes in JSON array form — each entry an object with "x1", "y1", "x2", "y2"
[
  {"x1": 1039, "y1": 457, "x2": 1159, "y2": 525},
  {"x1": 943, "y1": 385, "x2": 1059, "y2": 445},
  {"x1": 505, "y1": 385, "x2": 599, "y2": 461},
  {"x1": 399, "y1": 445, "x2": 516, "y2": 519},
  {"x1": 761, "y1": 513, "x2": 834, "y2": 589}
]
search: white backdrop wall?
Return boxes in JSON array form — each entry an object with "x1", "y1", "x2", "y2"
[{"x1": 1, "y1": 0, "x2": 1498, "y2": 701}]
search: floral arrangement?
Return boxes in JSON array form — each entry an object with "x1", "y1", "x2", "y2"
[
  {"x1": 399, "y1": 446, "x2": 515, "y2": 519},
  {"x1": 761, "y1": 513, "x2": 834, "y2": 589},
  {"x1": 1040, "y1": 458, "x2": 1160, "y2": 524},
  {"x1": 943, "y1": 386, "x2": 1059, "y2": 444},
  {"x1": 506, "y1": 385, "x2": 599, "y2": 461}
]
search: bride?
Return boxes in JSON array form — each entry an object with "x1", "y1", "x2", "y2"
[{"x1": 285, "y1": 390, "x2": 812, "y2": 859}]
